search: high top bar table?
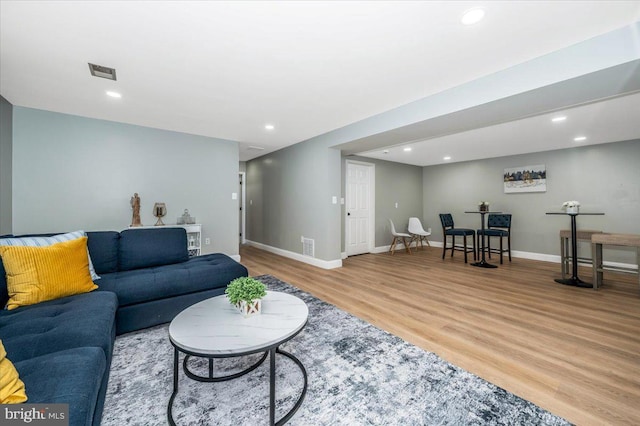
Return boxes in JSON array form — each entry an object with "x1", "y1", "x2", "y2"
[
  {"x1": 546, "y1": 211, "x2": 604, "y2": 288},
  {"x1": 465, "y1": 210, "x2": 502, "y2": 268}
]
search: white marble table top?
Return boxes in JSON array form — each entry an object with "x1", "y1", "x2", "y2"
[{"x1": 169, "y1": 291, "x2": 309, "y2": 355}]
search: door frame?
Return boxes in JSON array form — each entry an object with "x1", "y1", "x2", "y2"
[
  {"x1": 344, "y1": 159, "x2": 375, "y2": 256},
  {"x1": 239, "y1": 172, "x2": 246, "y2": 245}
]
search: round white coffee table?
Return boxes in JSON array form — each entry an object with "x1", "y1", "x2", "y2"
[{"x1": 167, "y1": 291, "x2": 309, "y2": 426}]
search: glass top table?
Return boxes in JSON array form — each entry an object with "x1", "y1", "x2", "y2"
[
  {"x1": 465, "y1": 210, "x2": 502, "y2": 268},
  {"x1": 546, "y1": 212, "x2": 605, "y2": 288}
]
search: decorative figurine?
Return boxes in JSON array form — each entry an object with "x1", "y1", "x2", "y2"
[
  {"x1": 153, "y1": 202, "x2": 167, "y2": 226},
  {"x1": 178, "y1": 209, "x2": 195, "y2": 225},
  {"x1": 130, "y1": 193, "x2": 142, "y2": 227}
]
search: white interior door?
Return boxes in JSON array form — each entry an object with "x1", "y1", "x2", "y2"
[{"x1": 346, "y1": 161, "x2": 374, "y2": 256}]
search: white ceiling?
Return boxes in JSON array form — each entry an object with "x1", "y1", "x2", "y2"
[
  {"x1": 358, "y1": 92, "x2": 640, "y2": 166},
  {"x1": 1, "y1": 1, "x2": 640, "y2": 162}
]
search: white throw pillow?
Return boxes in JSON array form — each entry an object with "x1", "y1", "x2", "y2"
[{"x1": 0, "y1": 231, "x2": 101, "y2": 281}]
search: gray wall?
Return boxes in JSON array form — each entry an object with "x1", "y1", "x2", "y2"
[
  {"x1": 423, "y1": 139, "x2": 640, "y2": 263},
  {"x1": 0, "y1": 96, "x2": 12, "y2": 235},
  {"x1": 343, "y1": 156, "x2": 423, "y2": 249},
  {"x1": 12, "y1": 107, "x2": 240, "y2": 256},
  {"x1": 246, "y1": 138, "x2": 342, "y2": 262}
]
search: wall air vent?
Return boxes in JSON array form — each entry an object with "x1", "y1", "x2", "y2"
[
  {"x1": 88, "y1": 63, "x2": 117, "y2": 80},
  {"x1": 302, "y1": 237, "x2": 315, "y2": 257}
]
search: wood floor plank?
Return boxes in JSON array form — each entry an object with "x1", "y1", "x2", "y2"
[{"x1": 239, "y1": 244, "x2": 640, "y2": 425}]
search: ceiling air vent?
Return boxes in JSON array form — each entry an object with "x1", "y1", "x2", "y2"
[{"x1": 88, "y1": 63, "x2": 117, "y2": 80}]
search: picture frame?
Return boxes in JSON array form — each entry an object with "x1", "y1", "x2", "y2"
[{"x1": 504, "y1": 164, "x2": 546, "y2": 193}]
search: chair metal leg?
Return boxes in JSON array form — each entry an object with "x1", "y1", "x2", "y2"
[
  {"x1": 451, "y1": 235, "x2": 455, "y2": 257},
  {"x1": 499, "y1": 237, "x2": 504, "y2": 264},
  {"x1": 442, "y1": 234, "x2": 448, "y2": 259},
  {"x1": 463, "y1": 235, "x2": 468, "y2": 263},
  {"x1": 473, "y1": 238, "x2": 479, "y2": 262}
]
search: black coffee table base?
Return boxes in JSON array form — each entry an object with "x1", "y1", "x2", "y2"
[
  {"x1": 168, "y1": 346, "x2": 308, "y2": 426},
  {"x1": 554, "y1": 277, "x2": 593, "y2": 288}
]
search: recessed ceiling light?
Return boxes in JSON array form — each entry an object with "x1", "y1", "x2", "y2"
[
  {"x1": 403, "y1": 147, "x2": 412, "y2": 152},
  {"x1": 443, "y1": 156, "x2": 452, "y2": 161},
  {"x1": 552, "y1": 116, "x2": 567, "y2": 122},
  {"x1": 265, "y1": 124, "x2": 275, "y2": 130},
  {"x1": 106, "y1": 91, "x2": 121, "y2": 98},
  {"x1": 574, "y1": 136, "x2": 587, "y2": 142},
  {"x1": 461, "y1": 8, "x2": 485, "y2": 25}
]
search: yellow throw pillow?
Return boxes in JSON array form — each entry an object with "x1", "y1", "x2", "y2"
[
  {"x1": 0, "y1": 237, "x2": 98, "y2": 310},
  {"x1": 0, "y1": 340, "x2": 27, "y2": 403}
]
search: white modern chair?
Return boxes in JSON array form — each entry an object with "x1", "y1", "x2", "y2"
[
  {"x1": 408, "y1": 217, "x2": 431, "y2": 250},
  {"x1": 388, "y1": 219, "x2": 414, "y2": 255}
]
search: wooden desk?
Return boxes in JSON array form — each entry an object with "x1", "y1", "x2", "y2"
[{"x1": 591, "y1": 233, "x2": 640, "y2": 290}]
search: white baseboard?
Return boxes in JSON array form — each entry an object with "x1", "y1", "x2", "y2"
[
  {"x1": 372, "y1": 240, "x2": 441, "y2": 253},
  {"x1": 246, "y1": 239, "x2": 637, "y2": 272},
  {"x1": 245, "y1": 240, "x2": 343, "y2": 270},
  {"x1": 372, "y1": 241, "x2": 638, "y2": 270},
  {"x1": 229, "y1": 254, "x2": 241, "y2": 262}
]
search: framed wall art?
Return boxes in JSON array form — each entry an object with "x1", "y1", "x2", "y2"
[{"x1": 503, "y1": 164, "x2": 546, "y2": 193}]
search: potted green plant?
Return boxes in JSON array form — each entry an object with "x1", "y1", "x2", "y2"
[{"x1": 225, "y1": 277, "x2": 267, "y2": 317}]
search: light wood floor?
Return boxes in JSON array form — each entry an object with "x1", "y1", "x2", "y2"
[{"x1": 239, "y1": 244, "x2": 640, "y2": 426}]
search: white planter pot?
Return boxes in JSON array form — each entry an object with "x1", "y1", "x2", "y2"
[
  {"x1": 235, "y1": 299, "x2": 262, "y2": 317},
  {"x1": 565, "y1": 206, "x2": 579, "y2": 215}
]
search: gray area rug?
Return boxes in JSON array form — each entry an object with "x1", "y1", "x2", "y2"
[{"x1": 102, "y1": 275, "x2": 570, "y2": 425}]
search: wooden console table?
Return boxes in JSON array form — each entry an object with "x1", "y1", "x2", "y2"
[{"x1": 591, "y1": 233, "x2": 640, "y2": 290}]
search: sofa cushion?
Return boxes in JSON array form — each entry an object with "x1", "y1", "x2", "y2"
[
  {"x1": 15, "y1": 347, "x2": 106, "y2": 426},
  {"x1": 0, "y1": 291, "x2": 117, "y2": 363},
  {"x1": 0, "y1": 339, "x2": 27, "y2": 403},
  {"x1": 0, "y1": 238, "x2": 98, "y2": 310},
  {"x1": 0, "y1": 231, "x2": 100, "y2": 281},
  {"x1": 118, "y1": 228, "x2": 188, "y2": 271},
  {"x1": 86, "y1": 231, "x2": 120, "y2": 275},
  {"x1": 97, "y1": 253, "x2": 248, "y2": 306}
]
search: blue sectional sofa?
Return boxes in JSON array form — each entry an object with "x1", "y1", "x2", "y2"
[{"x1": 0, "y1": 227, "x2": 248, "y2": 426}]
